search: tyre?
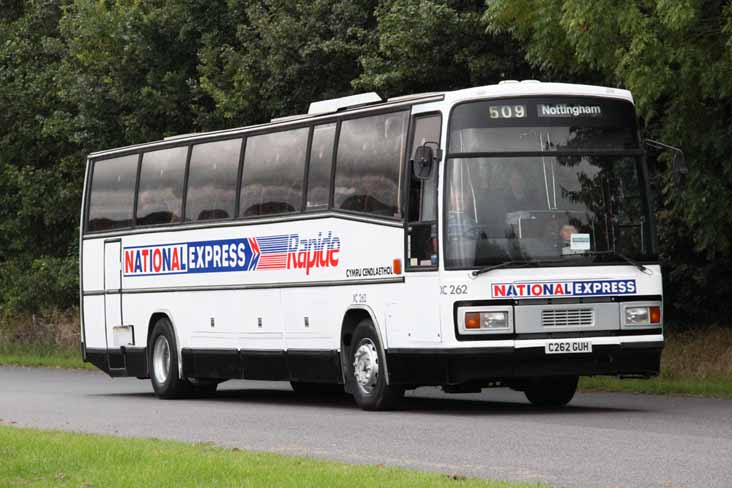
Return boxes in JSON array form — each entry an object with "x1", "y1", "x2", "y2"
[
  {"x1": 149, "y1": 317, "x2": 193, "y2": 399},
  {"x1": 290, "y1": 381, "x2": 344, "y2": 395},
  {"x1": 348, "y1": 320, "x2": 403, "y2": 411},
  {"x1": 524, "y1": 376, "x2": 578, "y2": 408}
]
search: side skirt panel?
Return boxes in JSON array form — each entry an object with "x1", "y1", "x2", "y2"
[{"x1": 180, "y1": 348, "x2": 343, "y2": 383}]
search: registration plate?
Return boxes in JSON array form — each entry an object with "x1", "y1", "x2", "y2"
[{"x1": 545, "y1": 339, "x2": 592, "y2": 354}]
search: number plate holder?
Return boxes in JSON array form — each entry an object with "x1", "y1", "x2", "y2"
[{"x1": 544, "y1": 339, "x2": 592, "y2": 354}]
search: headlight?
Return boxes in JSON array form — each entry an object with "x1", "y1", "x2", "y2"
[
  {"x1": 465, "y1": 311, "x2": 509, "y2": 329},
  {"x1": 625, "y1": 306, "x2": 661, "y2": 326}
]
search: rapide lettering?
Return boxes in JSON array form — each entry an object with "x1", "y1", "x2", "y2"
[
  {"x1": 284, "y1": 232, "x2": 340, "y2": 275},
  {"x1": 491, "y1": 279, "x2": 636, "y2": 298},
  {"x1": 123, "y1": 231, "x2": 341, "y2": 277}
]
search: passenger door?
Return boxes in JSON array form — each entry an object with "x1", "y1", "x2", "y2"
[{"x1": 397, "y1": 113, "x2": 443, "y2": 345}]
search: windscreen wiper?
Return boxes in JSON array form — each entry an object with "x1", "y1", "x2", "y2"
[
  {"x1": 577, "y1": 250, "x2": 648, "y2": 272},
  {"x1": 471, "y1": 258, "x2": 565, "y2": 277}
]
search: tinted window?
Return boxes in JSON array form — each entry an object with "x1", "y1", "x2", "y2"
[
  {"x1": 306, "y1": 123, "x2": 335, "y2": 209},
  {"x1": 87, "y1": 154, "x2": 139, "y2": 232},
  {"x1": 186, "y1": 139, "x2": 241, "y2": 221},
  {"x1": 334, "y1": 111, "x2": 408, "y2": 217},
  {"x1": 240, "y1": 128, "x2": 308, "y2": 217},
  {"x1": 136, "y1": 146, "x2": 188, "y2": 226}
]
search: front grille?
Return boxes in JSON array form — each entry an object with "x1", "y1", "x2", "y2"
[{"x1": 541, "y1": 308, "x2": 595, "y2": 327}]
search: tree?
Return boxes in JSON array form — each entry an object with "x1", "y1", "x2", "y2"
[
  {"x1": 196, "y1": 0, "x2": 376, "y2": 127},
  {"x1": 355, "y1": 0, "x2": 533, "y2": 97},
  {"x1": 0, "y1": 1, "x2": 82, "y2": 312}
]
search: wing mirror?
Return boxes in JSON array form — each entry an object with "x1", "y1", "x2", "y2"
[
  {"x1": 645, "y1": 139, "x2": 688, "y2": 189},
  {"x1": 411, "y1": 142, "x2": 442, "y2": 180}
]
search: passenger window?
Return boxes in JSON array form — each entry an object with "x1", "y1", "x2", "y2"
[
  {"x1": 240, "y1": 128, "x2": 308, "y2": 217},
  {"x1": 306, "y1": 123, "x2": 335, "y2": 210},
  {"x1": 87, "y1": 154, "x2": 139, "y2": 232},
  {"x1": 407, "y1": 114, "x2": 441, "y2": 268},
  {"x1": 136, "y1": 146, "x2": 188, "y2": 226},
  {"x1": 186, "y1": 139, "x2": 241, "y2": 221},
  {"x1": 334, "y1": 111, "x2": 408, "y2": 217}
]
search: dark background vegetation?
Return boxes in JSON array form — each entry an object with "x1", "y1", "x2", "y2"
[{"x1": 1, "y1": 0, "x2": 731, "y2": 324}]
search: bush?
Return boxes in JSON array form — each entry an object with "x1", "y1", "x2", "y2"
[{"x1": 0, "y1": 256, "x2": 78, "y2": 314}]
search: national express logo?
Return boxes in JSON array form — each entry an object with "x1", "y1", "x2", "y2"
[
  {"x1": 123, "y1": 232, "x2": 340, "y2": 277},
  {"x1": 491, "y1": 279, "x2": 636, "y2": 298}
]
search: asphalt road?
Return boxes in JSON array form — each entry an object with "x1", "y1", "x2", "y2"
[{"x1": 1, "y1": 366, "x2": 731, "y2": 488}]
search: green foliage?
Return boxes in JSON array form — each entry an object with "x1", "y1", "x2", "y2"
[
  {"x1": 0, "y1": 256, "x2": 78, "y2": 313},
  {"x1": 58, "y1": 0, "x2": 203, "y2": 146},
  {"x1": 355, "y1": 0, "x2": 533, "y2": 96},
  {"x1": 196, "y1": 0, "x2": 376, "y2": 125},
  {"x1": 0, "y1": 0, "x2": 74, "y2": 168}
]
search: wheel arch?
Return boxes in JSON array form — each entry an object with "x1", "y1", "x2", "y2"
[
  {"x1": 340, "y1": 305, "x2": 390, "y2": 385},
  {"x1": 146, "y1": 309, "x2": 184, "y2": 379}
]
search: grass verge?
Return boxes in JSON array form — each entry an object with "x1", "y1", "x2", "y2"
[
  {"x1": 0, "y1": 425, "x2": 545, "y2": 488},
  {"x1": 579, "y1": 376, "x2": 732, "y2": 399},
  {"x1": 579, "y1": 326, "x2": 732, "y2": 399},
  {"x1": 0, "y1": 344, "x2": 92, "y2": 370},
  {"x1": 0, "y1": 308, "x2": 91, "y2": 369}
]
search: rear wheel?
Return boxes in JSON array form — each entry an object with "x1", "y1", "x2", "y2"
[
  {"x1": 524, "y1": 376, "x2": 578, "y2": 408},
  {"x1": 149, "y1": 318, "x2": 193, "y2": 399},
  {"x1": 348, "y1": 320, "x2": 403, "y2": 411}
]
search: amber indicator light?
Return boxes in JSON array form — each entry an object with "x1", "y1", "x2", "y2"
[
  {"x1": 649, "y1": 306, "x2": 661, "y2": 324},
  {"x1": 465, "y1": 312, "x2": 481, "y2": 329}
]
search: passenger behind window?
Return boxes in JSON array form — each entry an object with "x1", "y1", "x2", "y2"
[
  {"x1": 137, "y1": 188, "x2": 180, "y2": 225},
  {"x1": 341, "y1": 175, "x2": 396, "y2": 216}
]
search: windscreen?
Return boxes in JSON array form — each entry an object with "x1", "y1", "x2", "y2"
[{"x1": 445, "y1": 97, "x2": 653, "y2": 269}]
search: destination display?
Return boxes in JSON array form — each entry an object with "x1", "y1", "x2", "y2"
[{"x1": 449, "y1": 97, "x2": 638, "y2": 152}]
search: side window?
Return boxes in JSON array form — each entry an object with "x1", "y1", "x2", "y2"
[
  {"x1": 87, "y1": 154, "x2": 139, "y2": 232},
  {"x1": 306, "y1": 123, "x2": 335, "y2": 210},
  {"x1": 334, "y1": 111, "x2": 408, "y2": 217},
  {"x1": 240, "y1": 128, "x2": 308, "y2": 217},
  {"x1": 407, "y1": 114, "x2": 442, "y2": 268},
  {"x1": 186, "y1": 138, "x2": 241, "y2": 221},
  {"x1": 136, "y1": 146, "x2": 188, "y2": 226}
]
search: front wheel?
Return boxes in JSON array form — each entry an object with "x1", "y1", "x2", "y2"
[
  {"x1": 349, "y1": 320, "x2": 403, "y2": 411},
  {"x1": 524, "y1": 376, "x2": 578, "y2": 408}
]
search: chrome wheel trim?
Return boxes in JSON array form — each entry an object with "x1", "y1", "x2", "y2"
[
  {"x1": 152, "y1": 335, "x2": 171, "y2": 385},
  {"x1": 353, "y1": 339, "x2": 379, "y2": 395}
]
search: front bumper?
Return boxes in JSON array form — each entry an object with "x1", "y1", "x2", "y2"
[{"x1": 386, "y1": 336, "x2": 663, "y2": 386}]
